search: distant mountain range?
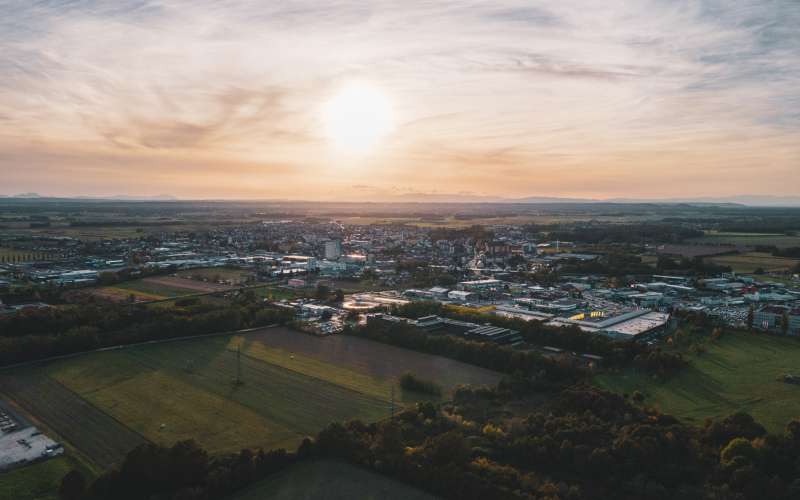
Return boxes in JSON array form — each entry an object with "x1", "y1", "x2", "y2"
[
  {"x1": 1, "y1": 192, "x2": 799, "y2": 207},
  {"x1": 0, "y1": 193, "x2": 178, "y2": 201},
  {"x1": 386, "y1": 193, "x2": 800, "y2": 207}
]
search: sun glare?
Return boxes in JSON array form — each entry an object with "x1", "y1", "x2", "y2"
[{"x1": 323, "y1": 82, "x2": 394, "y2": 154}]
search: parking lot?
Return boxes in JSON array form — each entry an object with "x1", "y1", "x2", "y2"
[{"x1": 0, "y1": 401, "x2": 63, "y2": 472}]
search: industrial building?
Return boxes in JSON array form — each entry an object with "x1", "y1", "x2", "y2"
[
  {"x1": 368, "y1": 313, "x2": 523, "y2": 346},
  {"x1": 547, "y1": 309, "x2": 671, "y2": 341}
]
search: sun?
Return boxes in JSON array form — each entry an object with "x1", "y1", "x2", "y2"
[{"x1": 323, "y1": 82, "x2": 394, "y2": 154}]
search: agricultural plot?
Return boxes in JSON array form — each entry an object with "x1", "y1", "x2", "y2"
[
  {"x1": 0, "y1": 329, "x2": 499, "y2": 470},
  {"x1": 230, "y1": 460, "x2": 438, "y2": 500},
  {"x1": 594, "y1": 331, "x2": 800, "y2": 433},
  {"x1": 244, "y1": 327, "x2": 503, "y2": 390},
  {"x1": 0, "y1": 456, "x2": 77, "y2": 500},
  {"x1": 706, "y1": 252, "x2": 799, "y2": 273},
  {"x1": 688, "y1": 232, "x2": 800, "y2": 249},
  {"x1": 142, "y1": 276, "x2": 232, "y2": 293},
  {"x1": 90, "y1": 276, "x2": 226, "y2": 302},
  {"x1": 112, "y1": 278, "x2": 201, "y2": 297},
  {"x1": 175, "y1": 267, "x2": 254, "y2": 286},
  {"x1": 0, "y1": 374, "x2": 147, "y2": 466}
]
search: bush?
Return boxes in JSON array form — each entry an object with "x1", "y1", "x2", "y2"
[{"x1": 399, "y1": 372, "x2": 442, "y2": 396}]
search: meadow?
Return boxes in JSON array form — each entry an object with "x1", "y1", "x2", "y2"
[
  {"x1": 688, "y1": 232, "x2": 800, "y2": 249},
  {"x1": 92, "y1": 276, "x2": 228, "y2": 302},
  {"x1": 230, "y1": 460, "x2": 437, "y2": 500},
  {"x1": 0, "y1": 328, "x2": 499, "y2": 471},
  {"x1": 594, "y1": 331, "x2": 800, "y2": 433},
  {"x1": 706, "y1": 251, "x2": 799, "y2": 273}
]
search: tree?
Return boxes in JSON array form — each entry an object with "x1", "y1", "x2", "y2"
[
  {"x1": 334, "y1": 289, "x2": 345, "y2": 302},
  {"x1": 720, "y1": 437, "x2": 755, "y2": 466},
  {"x1": 315, "y1": 284, "x2": 330, "y2": 300},
  {"x1": 59, "y1": 470, "x2": 86, "y2": 500}
]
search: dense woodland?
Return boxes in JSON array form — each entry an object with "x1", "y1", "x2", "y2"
[
  {"x1": 60, "y1": 384, "x2": 800, "y2": 500},
  {"x1": 0, "y1": 298, "x2": 293, "y2": 366}
]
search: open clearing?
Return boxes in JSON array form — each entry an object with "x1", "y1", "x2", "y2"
[
  {"x1": 0, "y1": 455, "x2": 77, "y2": 500},
  {"x1": 90, "y1": 275, "x2": 229, "y2": 302},
  {"x1": 0, "y1": 328, "x2": 499, "y2": 469},
  {"x1": 706, "y1": 252, "x2": 799, "y2": 273},
  {"x1": 142, "y1": 275, "x2": 232, "y2": 292},
  {"x1": 594, "y1": 331, "x2": 800, "y2": 433},
  {"x1": 688, "y1": 232, "x2": 800, "y2": 249},
  {"x1": 245, "y1": 327, "x2": 503, "y2": 390},
  {"x1": 230, "y1": 460, "x2": 438, "y2": 500}
]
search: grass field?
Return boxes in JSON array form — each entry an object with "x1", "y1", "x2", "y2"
[
  {"x1": 706, "y1": 252, "x2": 800, "y2": 273},
  {"x1": 175, "y1": 267, "x2": 255, "y2": 285},
  {"x1": 594, "y1": 331, "x2": 800, "y2": 433},
  {"x1": 688, "y1": 232, "x2": 800, "y2": 249},
  {"x1": 112, "y1": 279, "x2": 199, "y2": 298},
  {"x1": 0, "y1": 456, "x2": 77, "y2": 500},
  {"x1": 230, "y1": 460, "x2": 438, "y2": 500},
  {"x1": 92, "y1": 277, "x2": 221, "y2": 302},
  {"x1": 0, "y1": 328, "x2": 499, "y2": 471},
  {"x1": 0, "y1": 374, "x2": 148, "y2": 466}
]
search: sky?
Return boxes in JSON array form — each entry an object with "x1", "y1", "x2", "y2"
[{"x1": 0, "y1": 0, "x2": 798, "y2": 201}]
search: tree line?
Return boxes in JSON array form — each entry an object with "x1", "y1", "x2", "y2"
[{"x1": 0, "y1": 300, "x2": 294, "y2": 366}]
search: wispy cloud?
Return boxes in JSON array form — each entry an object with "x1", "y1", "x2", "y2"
[{"x1": 0, "y1": 0, "x2": 797, "y2": 199}]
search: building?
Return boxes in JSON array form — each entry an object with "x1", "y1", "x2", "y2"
[
  {"x1": 447, "y1": 290, "x2": 474, "y2": 302},
  {"x1": 369, "y1": 313, "x2": 523, "y2": 346},
  {"x1": 323, "y1": 240, "x2": 342, "y2": 260},
  {"x1": 753, "y1": 305, "x2": 800, "y2": 335},
  {"x1": 458, "y1": 279, "x2": 503, "y2": 291},
  {"x1": 547, "y1": 309, "x2": 671, "y2": 341}
]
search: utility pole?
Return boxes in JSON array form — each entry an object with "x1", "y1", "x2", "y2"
[
  {"x1": 235, "y1": 343, "x2": 243, "y2": 386},
  {"x1": 390, "y1": 385, "x2": 395, "y2": 419}
]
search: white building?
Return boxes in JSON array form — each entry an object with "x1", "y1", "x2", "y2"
[{"x1": 324, "y1": 240, "x2": 342, "y2": 260}]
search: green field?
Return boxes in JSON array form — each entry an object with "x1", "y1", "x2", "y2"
[
  {"x1": 0, "y1": 449, "x2": 97, "y2": 500},
  {"x1": 595, "y1": 331, "x2": 800, "y2": 433},
  {"x1": 175, "y1": 267, "x2": 255, "y2": 284},
  {"x1": 688, "y1": 232, "x2": 800, "y2": 249},
  {"x1": 230, "y1": 460, "x2": 437, "y2": 500},
  {"x1": 111, "y1": 279, "x2": 196, "y2": 298},
  {"x1": 0, "y1": 457, "x2": 74, "y2": 500},
  {"x1": 706, "y1": 252, "x2": 799, "y2": 273},
  {"x1": 0, "y1": 329, "x2": 499, "y2": 473}
]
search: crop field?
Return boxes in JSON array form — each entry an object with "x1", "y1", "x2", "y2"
[
  {"x1": 706, "y1": 252, "x2": 800, "y2": 273},
  {"x1": 688, "y1": 232, "x2": 800, "y2": 249},
  {"x1": 0, "y1": 374, "x2": 147, "y2": 466},
  {"x1": 0, "y1": 456, "x2": 78, "y2": 500},
  {"x1": 0, "y1": 328, "x2": 499, "y2": 470},
  {"x1": 245, "y1": 327, "x2": 503, "y2": 390},
  {"x1": 175, "y1": 267, "x2": 255, "y2": 285},
  {"x1": 91, "y1": 276, "x2": 224, "y2": 302},
  {"x1": 594, "y1": 331, "x2": 800, "y2": 433},
  {"x1": 230, "y1": 460, "x2": 437, "y2": 500}
]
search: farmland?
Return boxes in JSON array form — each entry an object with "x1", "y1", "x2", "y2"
[
  {"x1": 230, "y1": 460, "x2": 438, "y2": 500},
  {"x1": 91, "y1": 276, "x2": 233, "y2": 302},
  {"x1": 688, "y1": 231, "x2": 800, "y2": 249},
  {"x1": 0, "y1": 374, "x2": 148, "y2": 466},
  {"x1": 0, "y1": 456, "x2": 78, "y2": 500},
  {"x1": 594, "y1": 331, "x2": 800, "y2": 433},
  {"x1": 0, "y1": 328, "x2": 500, "y2": 469},
  {"x1": 705, "y1": 251, "x2": 800, "y2": 273}
]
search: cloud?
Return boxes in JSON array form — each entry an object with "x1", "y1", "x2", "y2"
[{"x1": 0, "y1": 0, "x2": 797, "y2": 199}]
